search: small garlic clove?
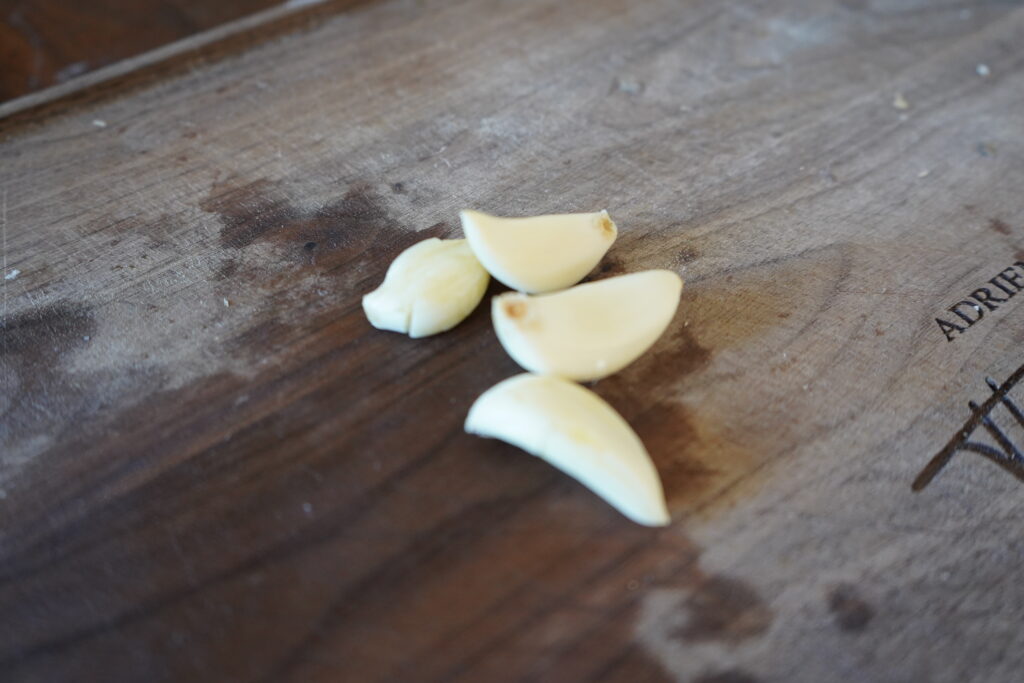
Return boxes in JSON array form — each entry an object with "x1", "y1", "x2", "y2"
[
  {"x1": 363, "y1": 238, "x2": 489, "y2": 338},
  {"x1": 465, "y1": 374, "x2": 669, "y2": 526},
  {"x1": 460, "y1": 209, "x2": 617, "y2": 293},
  {"x1": 492, "y1": 270, "x2": 682, "y2": 381}
]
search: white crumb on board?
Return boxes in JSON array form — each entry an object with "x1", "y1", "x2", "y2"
[
  {"x1": 892, "y1": 93, "x2": 909, "y2": 110},
  {"x1": 223, "y1": 298, "x2": 230, "y2": 307},
  {"x1": 976, "y1": 63, "x2": 990, "y2": 77},
  {"x1": 4, "y1": 269, "x2": 19, "y2": 280},
  {"x1": 918, "y1": 169, "x2": 930, "y2": 178},
  {"x1": 92, "y1": 119, "x2": 107, "y2": 128}
]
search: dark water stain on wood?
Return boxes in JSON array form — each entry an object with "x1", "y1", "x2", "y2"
[
  {"x1": 676, "y1": 574, "x2": 773, "y2": 643},
  {"x1": 200, "y1": 178, "x2": 448, "y2": 284},
  {"x1": 646, "y1": 325, "x2": 713, "y2": 383},
  {"x1": 601, "y1": 543, "x2": 772, "y2": 679},
  {"x1": 594, "y1": 254, "x2": 628, "y2": 277},
  {"x1": 120, "y1": 212, "x2": 190, "y2": 253},
  {"x1": 693, "y1": 670, "x2": 762, "y2": 683},
  {"x1": 598, "y1": 323, "x2": 712, "y2": 406},
  {"x1": 1, "y1": 301, "x2": 96, "y2": 409},
  {"x1": 202, "y1": 178, "x2": 396, "y2": 251},
  {"x1": 631, "y1": 402, "x2": 716, "y2": 511},
  {"x1": 213, "y1": 258, "x2": 238, "y2": 280},
  {"x1": 560, "y1": 530, "x2": 773, "y2": 681},
  {"x1": 827, "y1": 583, "x2": 874, "y2": 632},
  {"x1": 1, "y1": 301, "x2": 99, "y2": 458},
  {"x1": 989, "y1": 218, "x2": 1011, "y2": 235},
  {"x1": 202, "y1": 178, "x2": 322, "y2": 249},
  {"x1": 592, "y1": 323, "x2": 737, "y2": 514},
  {"x1": 677, "y1": 245, "x2": 700, "y2": 264},
  {"x1": 1, "y1": 301, "x2": 94, "y2": 360}
]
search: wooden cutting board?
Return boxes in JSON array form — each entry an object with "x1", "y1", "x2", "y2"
[{"x1": 2, "y1": 1, "x2": 1023, "y2": 681}]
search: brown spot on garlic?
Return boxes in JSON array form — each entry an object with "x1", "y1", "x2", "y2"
[{"x1": 503, "y1": 299, "x2": 528, "y2": 320}]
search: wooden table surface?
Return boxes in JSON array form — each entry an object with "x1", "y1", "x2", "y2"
[
  {"x1": 0, "y1": 0, "x2": 283, "y2": 102},
  {"x1": 2, "y1": 1, "x2": 1024, "y2": 681}
]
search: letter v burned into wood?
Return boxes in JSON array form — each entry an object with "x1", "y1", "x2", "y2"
[{"x1": 913, "y1": 364, "x2": 1024, "y2": 490}]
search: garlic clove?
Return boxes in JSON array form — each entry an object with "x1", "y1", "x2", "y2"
[
  {"x1": 465, "y1": 374, "x2": 669, "y2": 526},
  {"x1": 492, "y1": 270, "x2": 682, "y2": 381},
  {"x1": 363, "y1": 238, "x2": 489, "y2": 338},
  {"x1": 460, "y1": 209, "x2": 617, "y2": 293}
]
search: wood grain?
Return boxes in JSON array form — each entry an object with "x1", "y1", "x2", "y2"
[
  {"x1": 0, "y1": 0, "x2": 283, "y2": 102},
  {"x1": 2, "y1": 0, "x2": 1024, "y2": 681}
]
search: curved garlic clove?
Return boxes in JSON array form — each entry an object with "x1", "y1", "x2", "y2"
[
  {"x1": 492, "y1": 270, "x2": 682, "y2": 381},
  {"x1": 362, "y1": 238, "x2": 489, "y2": 338},
  {"x1": 465, "y1": 374, "x2": 669, "y2": 526},
  {"x1": 460, "y1": 209, "x2": 617, "y2": 293}
]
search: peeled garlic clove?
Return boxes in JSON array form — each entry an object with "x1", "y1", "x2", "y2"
[
  {"x1": 466, "y1": 374, "x2": 669, "y2": 526},
  {"x1": 460, "y1": 209, "x2": 617, "y2": 293},
  {"x1": 362, "y1": 238, "x2": 489, "y2": 338},
  {"x1": 492, "y1": 270, "x2": 682, "y2": 381}
]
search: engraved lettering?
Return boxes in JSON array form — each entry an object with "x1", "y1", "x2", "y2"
[
  {"x1": 936, "y1": 258, "x2": 1022, "y2": 341},
  {"x1": 970, "y1": 287, "x2": 1007, "y2": 311},
  {"x1": 950, "y1": 300, "x2": 984, "y2": 326},
  {"x1": 936, "y1": 318, "x2": 964, "y2": 342},
  {"x1": 999, "y1": 267, "x2": 1024, "y2": 291},
  {"x1": 988, "y1": 275, "x2": 1017, "y2": 298}
]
